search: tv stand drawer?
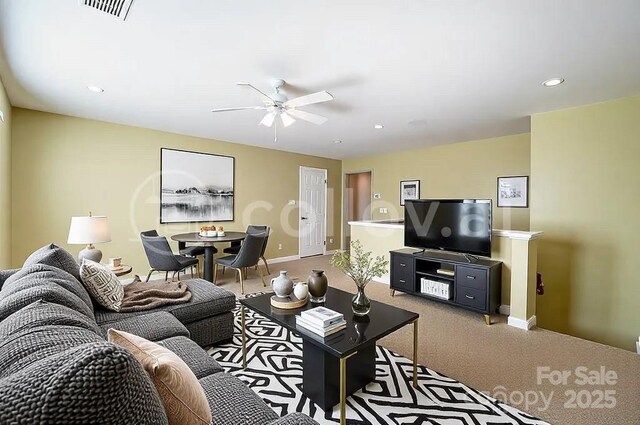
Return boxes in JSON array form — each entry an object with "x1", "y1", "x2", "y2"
[
  {"x1": 390, "y1": 253, "x2": 414, "y2": 292},
  {"x1": 455, "y1": 286, "x2": 487, "y2": 311},
  {"x1": 455, "y1": 266, "x2": 488, "y2": 290}
]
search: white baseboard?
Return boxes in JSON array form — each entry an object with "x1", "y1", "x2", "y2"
[
  {"x1": 508, "y1": 315, "x2": 537, "y2": 330},
  {"x1": 499, "y1": 305, "x2": 511, "y2": 316},
  {"x1": 119, "y1": 276, "x2": 137, "y2": 285},
  {"x1": 269, "y1": 250, "x2": 336, "y2": 265},
  {"x1": 267, "y1": 254, "x2": 300, "y2": 264},
  {"x1": 373, "y1": 274, "x2": 390, "y2": 285}
]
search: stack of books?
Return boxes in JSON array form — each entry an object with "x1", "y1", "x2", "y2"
[{"x1": 296, "y1": 306, "x2": 346, "y2": 337}]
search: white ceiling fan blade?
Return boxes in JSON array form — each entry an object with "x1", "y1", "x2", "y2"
[
  {"x1": 237, "y1": 82, "x2": 275, "y2": 105},
  {"x1": 286, "y1": 109, "x2": 328, "y2": 125},
  {"x1": 211, "y1": 106, "x2": 267, "y2": 112},
  {"x1": 259, "y1": 112, "x2": 276, "y2": 127},
  {"x1": 280, "y1": 111, "x2": 296, "y2": 127},
  {"x1": 283, "y1": 91, "x2": 333, "y2": 108}
]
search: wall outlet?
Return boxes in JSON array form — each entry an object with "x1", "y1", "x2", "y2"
[
  {"x1": 278, "y1": 243, "x2": 283, "y2": 250},
  {"x1": 379, "y1": 207, "x2": 388, "y2": 214},
  {"x1": 373, "y1": 193, "x2": 381, "y2": 199}
]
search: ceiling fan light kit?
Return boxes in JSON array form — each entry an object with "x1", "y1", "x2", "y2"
[{"x1": 212, "y1": 79, "x2": 334, "y2": 142}]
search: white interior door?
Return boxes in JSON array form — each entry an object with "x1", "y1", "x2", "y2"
[{"x1": 299, "y1": 167, "x2": 327, "y2": 258}]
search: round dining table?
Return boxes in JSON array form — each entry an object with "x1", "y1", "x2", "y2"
[{"x1": 171, "y1": 231, "x2": 246, "y2": 282}]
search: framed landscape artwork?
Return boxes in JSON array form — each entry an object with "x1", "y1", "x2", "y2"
[
  {"x1": 497, "y1": 176, "x2": 529, "y2": 208},
  {"x1": 400, "y1": 180, "x2": 420, "y2": 206},
  {"x1": 160, "y1": 148, "x2": 235, "y2": 223}
]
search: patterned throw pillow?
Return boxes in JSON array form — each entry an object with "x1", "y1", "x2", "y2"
[
  {"x1": 108, "y1": 329, "x2": 213, "y2": 425},
  {"x1": 79, "y1": 259, "x2": 124, "y2": 311}
]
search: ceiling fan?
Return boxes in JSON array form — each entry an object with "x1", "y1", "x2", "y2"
[{"x1": 211, "y1": 79, "x2": 333, "y2": 142}]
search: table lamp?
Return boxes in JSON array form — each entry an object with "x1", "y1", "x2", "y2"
[{"x1": 67, "y1": 213, "x2": 111, "y2": 263}]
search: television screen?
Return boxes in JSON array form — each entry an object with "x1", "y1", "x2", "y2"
[{"x1": 404, "y1": 199, "x2": 492, "y2": 257}]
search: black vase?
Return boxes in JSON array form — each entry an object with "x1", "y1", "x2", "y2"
[{"x1": 307, "y1": 270, "x2": 328, "y2": 303}]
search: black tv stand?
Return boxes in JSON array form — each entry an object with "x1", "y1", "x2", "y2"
[{"x1": 390, "y1": 249, "x2": 502, "y2": 325}]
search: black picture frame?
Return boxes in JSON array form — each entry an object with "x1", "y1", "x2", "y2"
[
  {"x1": 160, "y1": 148, "x2": 235, "y2": 223},
  {"x1": 400, "y1": 180, "x2": 420, "y2": 206},
  {"x1": 497, "y1": 176, "x2": 529, "y2": 208}
]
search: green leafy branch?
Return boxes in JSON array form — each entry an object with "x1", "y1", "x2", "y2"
[{"x1": 330, "y1": 240, "x2": 389, "y2": 289}]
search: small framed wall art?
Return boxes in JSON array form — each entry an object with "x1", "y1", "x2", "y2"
[
  {"x1": 400, "y1": 180, "x2": 420, "y2": 206},
  {"x1": 497, "y1": 176, "x2": 529, "y2": 208}
]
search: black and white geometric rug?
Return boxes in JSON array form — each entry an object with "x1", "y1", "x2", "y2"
[{"x1": 208, "y1": 301, "x2": 549, "y2": 425}]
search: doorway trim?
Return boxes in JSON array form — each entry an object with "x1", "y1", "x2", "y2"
[
  {"x1": 343, "y1": 169, "x2": 373, "y2": 250},
  {"x1": 299, "y1": 166, "x2": 328, "y2": 258}
]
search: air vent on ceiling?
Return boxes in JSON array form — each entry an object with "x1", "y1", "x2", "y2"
[{"x1": 79, "y1": 0, "x2": 134, "y2": 21}]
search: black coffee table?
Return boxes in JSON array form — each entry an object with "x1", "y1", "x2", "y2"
[{"x1": 239, "y1": 287, "x2": 419, "y2": 425}]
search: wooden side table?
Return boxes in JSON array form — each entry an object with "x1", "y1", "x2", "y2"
[{"x1": 110, "y1": 265, "x2": 132, "y2": 277}]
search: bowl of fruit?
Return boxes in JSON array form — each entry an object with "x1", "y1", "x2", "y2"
[{"x1": 200, "y1": 226, "x2": 217, "y2": 237}]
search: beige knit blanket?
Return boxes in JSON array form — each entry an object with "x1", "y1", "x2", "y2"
[{"x1": 119, "y1": 279, "x2": 192, "y2": 312}]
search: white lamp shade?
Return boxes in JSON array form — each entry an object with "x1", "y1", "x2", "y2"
[{"x1": 67, "y1": 216, "x2": 111, "y2": 244}]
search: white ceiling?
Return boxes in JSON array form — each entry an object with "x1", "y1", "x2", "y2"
[{"x1": 1, "y1": 1, "x2": 639, "y2": 159}]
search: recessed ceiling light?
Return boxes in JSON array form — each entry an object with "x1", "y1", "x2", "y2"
[
  {"x1": 374, "y1": 124, "x2": 384, "y2": 129},
  {"x1": 87, "y1": 85, "x2": 104, "y2": 93},
  {"x1": 334, "y1": 140, "x2": 343, "y2": 144},
  {"x1": 542, "y1": 78, "x2": 564, "y2": 87}
]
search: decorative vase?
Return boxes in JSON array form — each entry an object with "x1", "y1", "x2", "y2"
[
  {"x1": 307, "y1": 270, "x2": 328, "y2": 303},
  {"x1": 271, "y1": 271, "x2": 294, "y2": 298},
  {"x1": 293, "y1": 282, "x2": 309, "y2": 300},
  {"x1": 351, "y1": 285, "x2": 371, "y2": 316}
]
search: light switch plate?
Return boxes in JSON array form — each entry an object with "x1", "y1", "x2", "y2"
[
  {"x1": 0, "y1": 110, "x2": 4, "y2": 122},
  {"x1": 288, "y1": 200, "x2": 296, "y2": 205},
  {"x1": 373, "y1": 193, "x2": 381, "y2": 199}
]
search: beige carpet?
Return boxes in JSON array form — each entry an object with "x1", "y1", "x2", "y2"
[{"x1": 210, "y1": 255, "x2": 640, "y2": 425}]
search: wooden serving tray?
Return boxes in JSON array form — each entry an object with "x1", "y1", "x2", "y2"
[{"x1": 270, "y1": 294, "x2": 308, "y2": 309}]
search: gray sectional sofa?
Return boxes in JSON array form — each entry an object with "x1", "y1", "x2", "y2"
[{"x1": 0, "y1": 244, "x2": 317, "y2": 425}]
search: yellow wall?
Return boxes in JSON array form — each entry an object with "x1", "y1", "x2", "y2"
[
  {"x1": 531, "y1": 96, "x2": 640, "y2": 351},
  {"x1": 0, "y1": 78, "x2": 11, "y2": 269},
  {"x1": 10, "y1": 108, "x2": 342, "y2": 274},
  {"x1": 343, "y1": 133, "x2": 531, "y2": 231},
  {"x1": 350, "y1": 224, "x2": 403, "y2": 270}
]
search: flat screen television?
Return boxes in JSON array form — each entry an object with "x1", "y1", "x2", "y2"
[{"x1": 404, "y1": 199, "x2": 492, "y2": 257}]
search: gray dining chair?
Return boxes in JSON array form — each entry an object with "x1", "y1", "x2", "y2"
[
  {"x1": 223, "y1": 225, "x2": 271, "y2": 274},
  {"x1": 214, "y1": 232, "x2": 267, "y2": 294},
  {"x1": 140, "y1": 230, "x2": 199, "y2": 282}
]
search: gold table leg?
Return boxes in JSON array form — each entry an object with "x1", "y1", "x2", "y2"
[
  {"x1": 483, "y1": 314, "x2": 491, "y2": 326},
  {"x1": 339, "y1": 352, "x2": 357, "y2": 425},
  {"x1": 241, "y1": 305, "x2": 247, "y2": 369},
  {"x1": 412, "y1": 318, "x2": 418, "y2": 388}
]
